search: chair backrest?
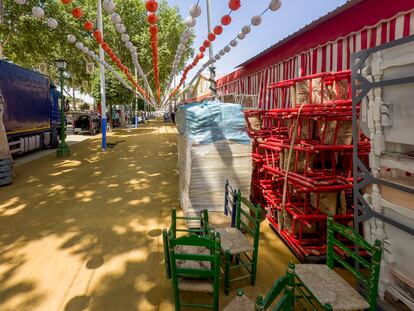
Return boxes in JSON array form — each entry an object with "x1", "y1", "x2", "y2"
[
  {"x1": 170, "y1": 208, "x2": 210, "y2": 238},
  {"x1": 327, "y1": 215, "x2": 382, "y2": 309},
  {"x1": 235, "y1": 193, "x2": 263, "y2": 247},
  {"x1": 169, "y1": 232, "x2": 221, "y2": 310},
  {"x1": 224, "y1": 180, "x2": 238, "y2": 227},
  {"x1": 254, "y1": 262, "x2": 295, "y2": 311}
]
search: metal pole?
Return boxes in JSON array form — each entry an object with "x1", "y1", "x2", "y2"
[
  {"x1": 206, "y1": 0, "x2": 217, "y2": 97},
  {"x1": 97, "y1": 0, "x2": 107, "y2": 151},
  {"x1": 135, "y1": 67, "x2": 138, "y2": 128},
  {"x1": 57, "y1": 69, "x2": 70, "y2": 157}
]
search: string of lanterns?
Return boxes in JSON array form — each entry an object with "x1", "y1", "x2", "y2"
[
  {"x1": 168, "y1": 0, "x2": 282, "y2": 102},
  {"x1": 146, "y1": 0, "x2": 161, "y2": 104},
  {"x1": 57, "y1": 0, "x2": 150, "y2": 101},
  {"x1": 102, "y1": 0, "x2": 157, "y2": 107},
  {"x1": 160, "y1": 1, "x2": 201, "y2": 107},
  {"x1": 168, "y1": 0, "x2": 243, "y2": 102},
  {"x1": 67, "y1": 34, "x2": 139, "y2": 96},
  {"x1": 13, "y1": 0, "x2": 138, "y2": 100}
]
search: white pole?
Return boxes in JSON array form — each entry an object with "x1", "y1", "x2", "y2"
[
  {"x1": 97, "y1": 0, "x2": 107, "y2": 150},
  {"x1": 205, "y1": 0, "x2": 216, "y2": 98}
]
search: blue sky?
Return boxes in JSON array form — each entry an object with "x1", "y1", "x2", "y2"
[{"x1": 166, "y1": 0, "x2": 347, "y2": 82}]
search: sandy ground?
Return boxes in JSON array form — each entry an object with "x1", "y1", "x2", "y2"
[{"x1": 0, "y1": 120, "x2": 297, "y2": 311}]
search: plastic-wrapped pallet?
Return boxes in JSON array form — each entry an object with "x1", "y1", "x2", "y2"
[{"x1": 176, "y1": 101, "x2": 251, "y2": 216}]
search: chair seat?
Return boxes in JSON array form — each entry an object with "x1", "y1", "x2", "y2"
[
  {"x1": 295, "y1": 264, "x2": 370, "y2": 311},
  {"x1": 175, "y1": 245, "x2": 211, "y2": 270},
  {"x1": 215, "y1": 227, "x2": 254, "y2": 255},
  {"x1": 178, "y1": 278, "x2": 214, "y2": 293},
  {"x1": 223, "y1": 293, "x2": 255, "y2": 311},
  {"x1": 209, "y1": 212, "x2": 232, "y2": 228}
]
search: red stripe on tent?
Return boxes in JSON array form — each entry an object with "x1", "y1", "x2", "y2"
[
  {"x1": 403, "y1": 12, "x2": 411, "y2": 36},
  {"x1": 370, "y1": 28, "x2": 377, "y2": 48},
  {"x1": 321, "y1": 45, "x2": 327, "y2": 72},
  {"x1": 389, "y1": 18, "x2": 396, "y2": 40},
  {"x1": 337, "y1": 39, "x2": 343, "y2": 71},
  {"x1": 312, "y1": 49, "x2": 318, "y2": 74},
  {"x1": 361, "y1": 29, "x2": 368, "y2": 49}
]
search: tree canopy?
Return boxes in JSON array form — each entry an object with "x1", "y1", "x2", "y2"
[{"x1": 0, "y1": 0, "x2": 193, "y2": 100}]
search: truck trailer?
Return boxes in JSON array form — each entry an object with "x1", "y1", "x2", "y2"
[{"x1": 0, "y1": 60, "x2": 61, "y2": 155}]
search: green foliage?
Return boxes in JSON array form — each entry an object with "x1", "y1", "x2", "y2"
[
  {"x1": 79, "y1": 102, "x2": 90, "y2": 111},
  {"x1": 91, "y1": 69, "x2": 134, "y2": 106},
  {"x1": 0, "y1": 0, "x2": 193, "y2": 97}
]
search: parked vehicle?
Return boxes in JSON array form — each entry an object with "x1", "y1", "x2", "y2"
[
  {"x1": 0, "y1": 60, "x2": 61, "y2": 155},
  {"x1": 72, "y1": 111, "x2": 101, "y2": 135}
]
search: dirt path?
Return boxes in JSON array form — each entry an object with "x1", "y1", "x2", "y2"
[{"x1": 0, "y1": 120, "x2": 296, "y2": 311}]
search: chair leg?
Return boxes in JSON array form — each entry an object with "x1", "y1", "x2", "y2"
[
  {"x1": 225, "y1": 250, "x2": 231, "y2": 295},
  {"x1": 251, "y1": 249, "x2": 258, "y2": 286},
  {"x1": 172, "y1": 277, "x2": 181, "y2": 310}
]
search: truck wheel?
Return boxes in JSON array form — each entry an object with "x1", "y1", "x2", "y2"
[{"x1": 51, "y1": 128, "x2": 59, "y2": 148}]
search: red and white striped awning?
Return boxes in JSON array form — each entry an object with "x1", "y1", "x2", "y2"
[{"x1": 217, "y1": 1, "x2": 414, "y2": 110}]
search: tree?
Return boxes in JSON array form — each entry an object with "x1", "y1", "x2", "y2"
[{"x1": 0, "y1": 0, "x2": 194, "y2": 100}]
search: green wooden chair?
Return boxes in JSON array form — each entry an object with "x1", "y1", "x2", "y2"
[
  {"x1": 208, "y1": 180, "x2": 238, "y2": 229},
  {"x1": 214, "y1": 192, "x2": 263, "y2": 295},
  {"x1": 293, "y1": 214, "x2": 382, "y2": 310},
  {"x1": 168, "y1": 231, "x2": 221, "y2": 310},
  {"x1": 163, "y1": 208, "x2": 210, "y2": 279},
  {"x1": 223, "y1": 262, "x2": 296, "y2": 311}
]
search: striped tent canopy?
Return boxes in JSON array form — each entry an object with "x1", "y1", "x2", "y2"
[{"x1": 217, "y1": 0, "x2": 414, "y2": 110}]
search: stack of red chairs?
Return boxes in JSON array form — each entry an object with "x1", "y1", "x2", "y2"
[{"x1": 244, "y1": 71, "x2": 370, "y2": 260}]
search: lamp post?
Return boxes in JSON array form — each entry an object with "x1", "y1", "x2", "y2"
[{"x1": 55, "y1": 59, "x2": 70, "y2": 158}]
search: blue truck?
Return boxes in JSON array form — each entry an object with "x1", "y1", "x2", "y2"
[{"x1": 0, "y1": 60, "x2": 61, "y2": 155}]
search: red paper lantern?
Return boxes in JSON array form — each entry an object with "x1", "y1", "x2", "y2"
[
  {"x1": 221, "y1": 15, "x2": 231, "y2": 26},
  {"x1": 197, "y1": 52, "x2": 204, "y2": 59},
  {"x1": 61, "y1": 0, "x2": 72, "y2": 4},
  {"x1": 146, "y1": 0, "x2": 158, "y2": 13},
  {"x1": 213, "y1": 25, "x2": 223, "y2": 35},
  {"x1": 208, "y1": 33, "x2": 216, "y2": 41},
  {"x1": 199, "y1": 46, "x2": 206, "y2": 53},
  {"x1": 150, "y1": 25, "x2": 158, "y2": 34},
  {"x1": 72, "y1": 7, "x2": 83, "y2": 19},
  {"x1": 147, "y1": 13, "x2": 158, "y2": 24},
  {"x1": 228, "y1": 0, "x2": 241, "y2": 11},
  {"x1": 84, "y1": 21, "x2": 94, "y2": 31},
  {"x1": 203, "y1": 40, "x2": 210, "y2": 48}
]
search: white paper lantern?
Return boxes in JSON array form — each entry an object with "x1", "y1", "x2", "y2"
[
  {"x1": 103, "y1": 0, "x2": 116, "y2": 14},
  {"x1": 242, "y1": 25, "x2": 251, "y2": 34},
  {"x1": 214, "y1": 54, "x2": 221, "y2": 60},
  {"x1": 125, "y1": 41, "x2": 133, "y2": 49},
  {"x1": 121, "y1": 34, "x2": 130, "y2": 43},
  {"x1": 185, "y1": 16, "x2": 196, "y2": 28},
  {"x1": 219, "y1": 50, "x2": 225, "y2": 56},
  {"x1": 14, "y1": 0, "x2": 26, "y2": 5},
  {"x1": 47, "y1": 18, "x2": 58, "y2": 29},
  {"x1": 82, "y1": 47, "x2": 89, "y2": 54},
  {"x1": 111, "y1": 13, "x2": 121, "y2": 24},
  {"x1": 130, "y1": 46, "x2": 137, "y2": 53},
  {"x1": 224, "y1": 45, "x2": 231, "y2": 53},
  {"x1": 230, "y1": 40, "x2": 238, "y2": 47},
  {"x1": 32, "y1": 6, "x2": 44, "y2": 19},
  {"x1": 116, "y1": 23, "x2": 126, "y2": 34},
  {"x1": 67, "y1": 34, "x2": 77, "y2": 44},
  {"x1": 269, "y1": 0, "x2": 282, "y2": 11},
  {"x1": 237, "y1": 32, "x2": 246, "y2": 40},
  {"x1": 88, "y1": 51, "x2": 95, "y2": 57},
  {"x1": 189, "y1": 4, "x2": 202, "y2": 18},
  {"x1": 251, "y1": 15, "x2": 262, "y2": 26},
  {"x1": 180, "y1": 35, "x2": 188, "y2": 44},
  {"x1": 178, "y1": 44, "x2": 185, "y2": 52},
  {"x1": 75, "y1": 42, "x2": 84, "y2": 49}
]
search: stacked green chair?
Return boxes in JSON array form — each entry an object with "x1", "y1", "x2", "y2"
[
  {"x1": 293, "y1": 214, "x2": 382, "y2": 310},
  {"x1": 214, "y1": 192, "x2": 263, "y2": 295},
  {"x1": 163, "y1": 208, "x2": 210, "y2": 279},
  {"x1": 208, "y1": 180, "x2": 239, "y2": 229}
]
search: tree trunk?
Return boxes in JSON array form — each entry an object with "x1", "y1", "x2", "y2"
[
  {"x1": 109, "y1": 104, "x2": 113, "y2": 127},
  {"x1": 0, "y1": 0, "x2": 4, "y2": 24}
]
